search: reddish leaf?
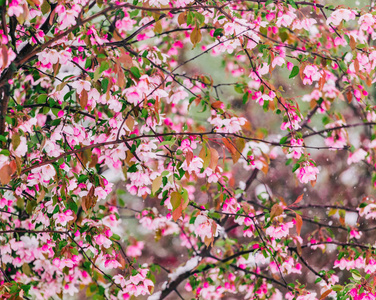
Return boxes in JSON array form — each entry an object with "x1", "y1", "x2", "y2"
[
  {"x1": 270, "y1": 204, "x2": 284, "y2": 220},
  {"x1": 211, "y1": 101, "x2": 224, "y2": 109},
  {"x1": 320, "y1": 289, "x2": 332, "y2": 299},
  {"x1": 350, "y1": 36, "x2": 356, "y2": 50},
  {"x1": 209, "y1": 148, "x2": 219, "y2": 170},
  {"x1": 295, "y1": 213, "x2": 303, "y2": 236},
  {"x1": 0, "y1": 164, "x2": 12, "y2": 185},
  {"x1": 354, "y1": 58, "x2": 360, "y2": 73},
  {"x1": 186, "y1": 151, "x2": 193, "y2": 166},
  {"x1": 291, "y1": 194, "x2": 304, "y2": 206},
  {"x1": 80, "y1": 90, "x2": 88, "y2": 109},
  {"x1": 222, "y1": 138, "x2": 239, "y2": 163},
  {"x1": 177, "y1": 12, "x2": 187, "y2": 25}
]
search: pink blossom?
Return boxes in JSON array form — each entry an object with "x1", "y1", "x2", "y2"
[
  {"x1": 54, "y1": 210, "x2": 74, "y2": 226},
  {"x1": 71, "y1": 80, "x2": 91, "y2": 94},
  {"x1": 94, "y1": 234, "x2": 112, "y2": 249},
  {"x1": 126, "y1": 241, "x2": 144, "y2": 257},
  {"x1": 194, "y1": 212, "x2": 219, "y2": 241},
  {"x1": 347, "y1": 149, "x2": 367, "y2": 165},
  {"x1": 295, "y1": 162, "x2": 319, "y2": 184},
  {"x1": 303, "y1": 65, "x2": 321, "y2": 85},
  {"x1": 327, "y1": 9, "x2": 356, "y2": 26},
  {"x1": 272, "y1": 56, "x2": 285, "y2": 68},
  {"x1": 266, "y1": 222, "x2": 294, "y2": 239},
  {"x1": 181, "y1": 156, "x2": 203, "y2": 174},
  {"x1": 287, "y1": 138, "x2": 304, "y2": 159}
]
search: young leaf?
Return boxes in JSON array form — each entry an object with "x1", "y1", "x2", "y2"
[
  {"x1": 289, "y1": 66, "x2": 299, "y2": 79},
  {"x1": 295, "y1": 213, "x2": 303, "y2": 236}
]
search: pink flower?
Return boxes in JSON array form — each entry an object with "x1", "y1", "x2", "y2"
[
  {"x1": 37, "y1": 49, "x2": 59, "y2": 66},
  {"x1": 94, "y1": 234, "x2": 112, "y2": 248},
  {"x1": 325, "y1": 121, "x2": 347, "y2": 150},
  {"x1": 272, "y1": 57, "x2": 285, "y2": 68},
  {"x1": 359, "y1": 13, "x2": 375, "y2": 31},
  {"x1": 347, "y1": 149, "x2": 367, "y2": 165},
  {"x1": 54, "y1": 210, "x2": 74, "y2": 226},
  {"x1": 32, "y1": 164, "x2": 56, "y2": 182},
  {"x1": 210, "y1": 116, "x2": 247, "y2": 133},
  {"x1": 114, "y1": 274, "x2": 127, "y2": 288},
  {"x1": 295, "y1": 162, "x2": 319, "y2": 184},
  {"x1": 276, "y1": 12, "x2": 296, "y2": 27},
  {"x1": 327, "y1": 9, "x2": 356, "y2": 26},
  {"x1": 286, "y1": 138, "x2": 304, "y2": 159},
  {"x1": 194, "y1": 212, "x2": 219, "y2": 241},
  {"x1": 126, "y1": 241, "x2": 144, "y2": 257},
  {"x1": 303, "y1": 65, "x2": 321, "y2": 85},
  {"x1": 8, "y1": 0, "x2": 24, "y2": 17},
  {"x1": 116, "y1": 17, "x2": 136, "y2": 33},
  {"x1": 104, "y1": 258, "x2": 122, "y2": 269},
  {"x1": 181, "y1": 156, "x2": 203, "y2": 174},
  {"x1": 124, "y1": 86, "x2": 143, "y2": 105},
  {"x1": 71, "y1": 80, "x2": 91, "y2": 94},
  {"x1": 266, "y1": 222, "x2": 294, "y2": 239}
]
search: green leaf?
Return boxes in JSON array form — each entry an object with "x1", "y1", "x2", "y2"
[
  {"x1": 5, "y1": 116, "x2": 12, "y2": 125},
  {"x1": 279, "y1": 31, "x2": 288, "y2": 42},
  {"x1": 195, "y1": 12, "x2": 205, "y2": 25},
  {"x1": 37, "y1": 94, "x2": 48, "y2": 104},
  {"x1": 71, "y1": 248, "x2": 79, "y2": 255},
  {"x1": 289, "y1": 66, "x2": 299, "y2": 79},
  {"x1": 99, "y1": 61, "x2": 110, "y2": 74},
  {"x1": 287, "y1": 0, "x2": 298, "y2": 9},
  {"x1": 242, "y1": 92, "x2": 249, "y2": 104},
  {"x1": 0, "y1": 149, "x2": 10, "y2": 156},
  {"x1": 40, "y1": 0, "x2": 51, "y2": 14},
  {"x1": 279, "y1": 136, "x2": 288, "y2": 145},
  {"x1": 101, "y1": 78, "x2": 109, "y2": 92},
  {"x1": 359, "y1": 202, "x2": 367, "y2": 208},
  {"x1": 213, "y1": 28, "x2": 223, "y2": 37},
  {"x1": 78, "y1": 174, "x2": 88, "y2": 183},
  {"x1": 159, "y1": 139, "x2": 176, "y2": 147},
  {"x1": 292, "y1": 163, "x2": 300, "y2": 173},
  {"x1": 234, "y1": 84, "x2": 243, "y2": 94},
  {"x1": 130, "y1": 66, "x2": 141, "y2": 79},
  {"x1": 315, "y1": 277, "x2": 322, "y2": 283},
  {"x1": 64, "y1": 89, "x2": 75, "y2": 101},
  {"x1": 51, "y1": 108, "x2": 60, "y2": 117},
  {"x1": 331, "y1": 285, "x2": 343, "y2": 292},
  {"x1": 111, "y1": 234, "x2": 120, "y2": 240},
  {"x1": 68, "y1": 201, "x2": 78, "y2": 214},
  {"x1": 21, "y1": 284, "x2": 31, "y2": 294},
  {"x1": 85, "y1": 58, "x2": 92, "y2": 70},
  {"x1": 128, "y1": 164, "x2": 138, "y2": 173},
  {"x1": 59, "y1": 240, "x2": 68, "y2": 250}
]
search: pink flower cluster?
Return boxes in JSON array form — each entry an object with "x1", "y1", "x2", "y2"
[
  {"x1": 113, "y1": 268, "x2": 154, "y2": 297},
  {"x1": 295, "y1": 162, "x2": 319, "y2": 184}
]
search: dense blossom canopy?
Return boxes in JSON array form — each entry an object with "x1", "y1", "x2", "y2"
[{"x1": 1, "y1": 0, "x2": 376, "y2": 299}]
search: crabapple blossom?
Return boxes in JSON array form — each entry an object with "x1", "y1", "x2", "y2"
[
  {"x1": 194, "y1": 212, "x2": 219, "y2": 241},
  {"x1": 1, "y1": 1, "x2": 376, "y2": 299},
  {"x1": 295, "y1": 162, "x2": 319, "y2": 184}
]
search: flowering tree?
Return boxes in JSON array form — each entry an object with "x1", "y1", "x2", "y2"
[{"x1": 2, "y1": 0, "x2": 376, "y2": 299}]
